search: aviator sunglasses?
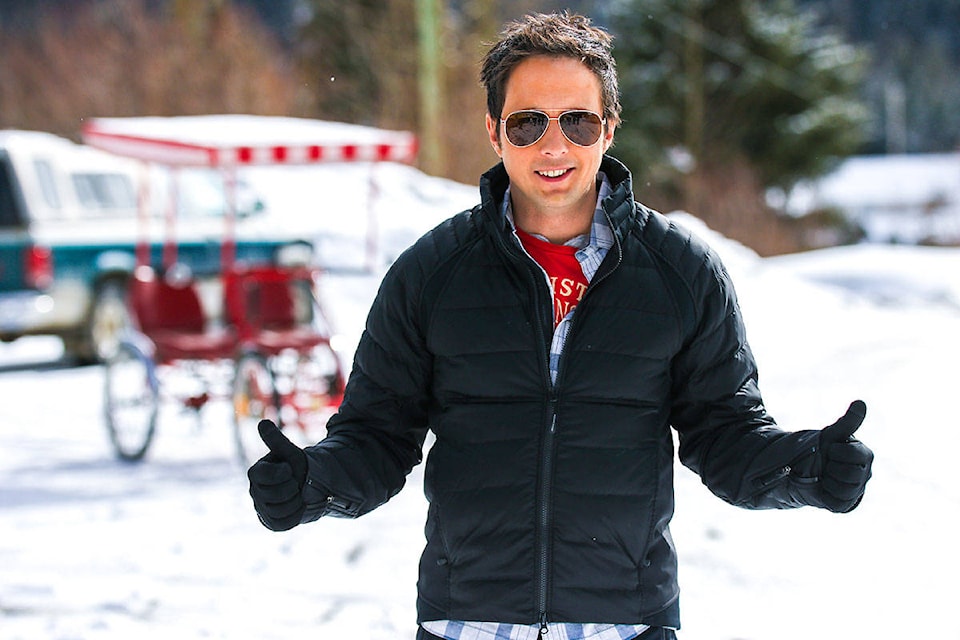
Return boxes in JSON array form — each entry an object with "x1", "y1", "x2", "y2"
[{"x1": 500, "y1": 109, "x2": 606, "y2": 148}]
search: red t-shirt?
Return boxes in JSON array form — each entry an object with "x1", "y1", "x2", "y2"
[{"x1": 516, "y1": 228, "x2": 588, "y2": 327}]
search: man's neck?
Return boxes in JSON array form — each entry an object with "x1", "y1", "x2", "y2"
[{"x1": 510, "y1": 195, "x2": 596, "y2": 245}]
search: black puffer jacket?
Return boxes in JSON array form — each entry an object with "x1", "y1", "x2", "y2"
[{"x1": 298, "y1": 156, "x2": 829, "y2": 628}]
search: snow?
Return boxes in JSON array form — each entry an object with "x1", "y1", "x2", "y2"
[
  {"x1": 782, "y1": 153, "x2": 960, "y2": 244},
  {"x1": 786, "y1": 153, "x2": 960, "y2": 213},
  {"x1": 3, "y1": 151, "x2": 960, "y2": 640}
]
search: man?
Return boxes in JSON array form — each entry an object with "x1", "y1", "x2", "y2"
[{"x1": 248, "y1": 12, "x2": 873, "y2": 640}]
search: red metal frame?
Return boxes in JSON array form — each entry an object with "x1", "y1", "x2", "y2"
[{"x1": 86, "y1": 116, "x2": 414, "y2": 428}]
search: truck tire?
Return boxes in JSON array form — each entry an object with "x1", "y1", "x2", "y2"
[{"x1": 66, "y1": 279, "x2": 131, "y2": 363}]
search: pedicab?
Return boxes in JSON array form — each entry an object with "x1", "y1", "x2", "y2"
[{"x1": 81, "y1": 115, "x2": 418, "y2": 464}]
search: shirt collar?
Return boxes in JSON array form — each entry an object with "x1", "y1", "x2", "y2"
[{"x1": 502, "y1": 171, "x2": 615, "y2": 252}]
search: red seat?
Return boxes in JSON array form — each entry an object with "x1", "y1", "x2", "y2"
[
  {"x1": 224, "y1": 267, "x2": 327, "y2": 354},
  {"x1": 252, "y1": 327, "x2": 327, "y2": 355},
  {"x1": 129, "y1": 267, "x2": 237, "y2": 362}
]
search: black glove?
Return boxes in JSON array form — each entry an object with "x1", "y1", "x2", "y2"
[
  {"x1": 248, "y1": 419, "x2": 308, "y2": 531},
  {"x1": 818, "y1": 400, "x2": 874, "y2": 513}
]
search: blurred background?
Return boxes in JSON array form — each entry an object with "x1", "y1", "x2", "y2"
[
  {"x1": 3, "y1": 4, "x2": 959, "y2": 639},
  {"x1": 1, "y1": 0, "x2": 958, "y2": 256}
]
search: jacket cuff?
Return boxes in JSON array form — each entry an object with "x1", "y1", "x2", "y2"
[
  {"x1": 742, "y1": 430, "x2": 825, "y2": 509},
  {"x1": 300, "y1": 453, "x2": 364, "y2": 523}
]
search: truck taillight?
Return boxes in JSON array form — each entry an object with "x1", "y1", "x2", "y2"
[{"x1": 25, "y1": 245, "x2": 53, "y2": 289}]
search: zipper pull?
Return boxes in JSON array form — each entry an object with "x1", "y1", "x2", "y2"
[
  {"x1": 538, "y1": 613, "x2": 549, "y2": 638},
  {"x1": 754, "y1": 465, "x2": 792, "y2": 489}
]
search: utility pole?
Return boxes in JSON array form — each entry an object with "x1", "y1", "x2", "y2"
[
  {"x1": 884, "y1": 78, "x2": 907, "y2": 154},
  {"x1": 415, "y1": 0, "x2": 445, "y2": 176},
  {"x1": 172, "y1": 0, "x2": 224, "y2": 40},
  {"x1": 683, "y1": 0, "x2": 705, "y2": 215}
]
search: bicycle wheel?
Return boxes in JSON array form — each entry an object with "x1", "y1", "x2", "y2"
[
  {"x1": 103, "y1": 339, "x2": 159, "y2": 462},
  {"x1": 271, "y1": 342, "x2": 344, "y2": 431},
  {"x1": 233, "y1": 351, "x2": 280, "y2": 467}
]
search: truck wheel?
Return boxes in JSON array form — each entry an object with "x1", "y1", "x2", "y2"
[{"x1": 87, "y1": 279, "x2": 132, "y2": 362}]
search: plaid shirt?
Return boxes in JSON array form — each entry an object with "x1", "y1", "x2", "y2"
[
  {"x1": 422, "y1": 174, "x2": 650, "y2": 640},
  {"x1": 421, "y1": 620, "x2": 649, "y2": 640},
  {"x1": 508, "y1": 173, "x2": 615, "y2": 384}
]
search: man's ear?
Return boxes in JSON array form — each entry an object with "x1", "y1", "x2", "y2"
[
  {"x1": 485, "y1": 113, "x2": 502, "y2": 158},
  {"x1": 601, "y1": 120, "x2": 616, "y2": 153}
]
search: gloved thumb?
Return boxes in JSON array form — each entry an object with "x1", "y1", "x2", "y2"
[
  {"x1": 256, "y1": 419, "x2": 307, "y2": 487},
  {"x1": 258, "y1": 419, "x2": 300, "y2": 461},
  {"x1": 821, "y1": 400, "x2": 867, "y2": 446}
]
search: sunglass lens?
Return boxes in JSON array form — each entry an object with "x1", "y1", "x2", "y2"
[
  {"x1": 504, "y1": 111, "x2": 548, "y2": 147},
  {"x1": 559, "y1": 112, "x2": 603, "y2": 146}
]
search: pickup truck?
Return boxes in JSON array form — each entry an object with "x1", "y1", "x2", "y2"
[{"x1": 0, "y1": 129, "x2": 311, "y2": 362}]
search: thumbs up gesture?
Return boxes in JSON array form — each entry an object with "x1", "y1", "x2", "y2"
[
  {"x1": 248, "y1": 420, "x2": 308, "y2": 531},
  {"x1": 818, "y1": 400, "x2": 874, "y2": 513}
]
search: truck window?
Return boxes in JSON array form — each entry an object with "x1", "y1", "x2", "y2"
[
  {"x1": 33, "y1": 159, "x2": 62, "y2": 210},
  {"x1": 72, "y1": 172, "x2": 137, "y2": 212},
  {"x1": 0, "y1": 156, "x2": 22, "y2": 228}
]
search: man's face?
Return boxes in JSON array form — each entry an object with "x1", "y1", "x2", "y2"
[{"x1": 485, "y1": 55, "x2": 614, "y2": 229}]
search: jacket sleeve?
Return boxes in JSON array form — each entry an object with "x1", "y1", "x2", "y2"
[
  {"x1": 298, "y1": 243, "x2": 435, "y2": 523},
  {"x1": 666, "y1": 231, "x2": 826, "y2": 510}
]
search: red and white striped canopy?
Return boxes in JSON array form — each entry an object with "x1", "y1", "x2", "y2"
[{"x1": 81, "y1": 115, "x2": 418, "y2": 167}]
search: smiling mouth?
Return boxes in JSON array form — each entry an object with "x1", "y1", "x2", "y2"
[{"x1": 537, "y1": 168, "x2": 570, "y2": 178}]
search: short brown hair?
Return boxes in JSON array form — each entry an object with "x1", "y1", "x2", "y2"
[{"x1": 480, "y1": 12, "x2": 621, "y2": 132}]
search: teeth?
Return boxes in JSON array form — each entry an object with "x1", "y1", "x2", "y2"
[{"x1": 538, "y1": 169, "x2": 567, "y2": 178}]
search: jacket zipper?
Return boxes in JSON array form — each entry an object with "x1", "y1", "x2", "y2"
[
  {"x1": 534, "y1": 216, "x2": 623, "y2": 629},
  {"x1": 754, "y1": 465, "x2": 792, "y2": 489},
  {"x1": 519, "y1": 255, "x2": 556, "y2": 629},
  {"x1": 538, "y1": 611, "x2": 550, "y2": 638},
  {"x1": 537, "y1": 409, "x2": 557, "y2": 627},
  {"x1": 503, "y1": 207, "x2": 625, "y2": 631}
]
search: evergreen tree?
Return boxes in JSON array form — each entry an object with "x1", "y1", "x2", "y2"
[
  {"x1": 798, "y1": 0, "x2": 960, "y2": 153},
  {"x1": 608, "y1": 0, "x2": 870, "y2": 195},
  {"x1": 292, "y1": 0, "x2": 419, "y2": 130}
]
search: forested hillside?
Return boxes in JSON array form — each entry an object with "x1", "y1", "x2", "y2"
[
  {"x1": 220, "y1": 0, "x2": 960, "y2": 154},
  {"x1": 797, "y1": 0, "x2": 960, "y2": 153},
  {"x1": 2, "y1": 0, "x2": 956, "y2": 254}
]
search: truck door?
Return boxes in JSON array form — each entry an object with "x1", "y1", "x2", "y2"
[{"x1": 0, "y1": 151, "x2": 28, "y2": 293}]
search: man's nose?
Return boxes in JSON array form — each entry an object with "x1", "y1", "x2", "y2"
[{"x1": 538, "y1": 118, "x2": 569, "y2": 153}]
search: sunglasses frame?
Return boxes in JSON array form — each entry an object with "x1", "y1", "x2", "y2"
[{"x1": 500, "y1": 109, "x2": 607, "y2": 148}]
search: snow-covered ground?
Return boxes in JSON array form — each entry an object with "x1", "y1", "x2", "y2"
[
  {"x1": 781, "y1": 152, "x2": 960, "y2": 245},
  {"x1": 2, "y1": 161, "x2": 959, "y2": 640}
]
